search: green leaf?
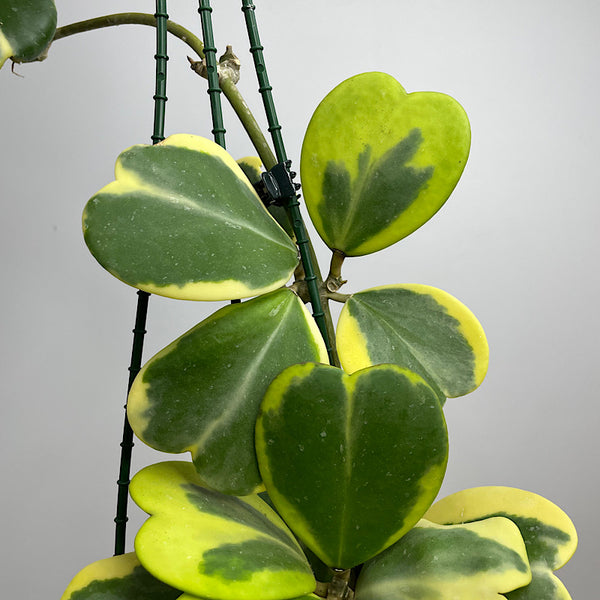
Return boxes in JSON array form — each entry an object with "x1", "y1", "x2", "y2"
[
  {"x1": 83, "y1": 134, "x2": 299, "y2": 301},
  {"x1": 300, "y1": 72, "x2": 470, "y2": 256},
  {"x1": 60, "y1": 552, "x2": 183, "y2": 600},
  {"x1": 255, "y1": 363, "x2": 448, "y2": 569},
  {"x1": 426, "y1": 486, "x2": 578, "y2": 599},
  {"x1": 128, "y1": 288, "x2": 328, "y2": 495},
  {"x1": 130, "y1": 461, "x2": 315, "y2": 600},
  {"x1": 355, "y1": 518, "x2": 531, "y2": 600},
  {"x1": 237, "y1": 156, "x2": 263, "y2": 185},
  {"x1": 0, "y1": 0, "x2": 57, "y2": 68},
  {"x1": 337, "y1": 284, "x2": 488, "y2": 398}
]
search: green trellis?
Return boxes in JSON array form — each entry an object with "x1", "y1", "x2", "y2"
[{"x1": 112, "y1": 0, "x2": 336, "y2": 556}]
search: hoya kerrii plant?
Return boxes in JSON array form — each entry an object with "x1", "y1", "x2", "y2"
[{"x1": 2, "y1": 2, "x2": 578, "y2": 600}]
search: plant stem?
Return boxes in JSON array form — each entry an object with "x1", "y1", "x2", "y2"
[
  {"x1": 53, "y1": 13, "x2": 205, "y2": 59},
  {"x1": 326, "y1": 249, "x2": 347, "y2": 293},
  {"x1": 326, "y1": 290, "x2": 351, "y2": 303},
  {"x1": 327, "y1": 569, "x2": 353, "y2": 600},
  {"x1": 53, "y1": 14, "x2": 281, "y2": 184},
  {"x1": 220, "y1": 75, "x2": 277, "y2": 169}
]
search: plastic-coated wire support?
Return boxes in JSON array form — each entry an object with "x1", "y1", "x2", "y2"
[
  {"x1": 240, "y1": 0, "x2": 286, "y2": 162},
  {"x1": 198, "y1": 0, "x2": 227, "y2": 149},
  {"x1": 114, "y1": 1, "x2": 168, "y2": 556},
  {"x1": 264, "y1": 161, "x2": 334, "y2": 363},
  {"x1": 151, "y1": 2, "x2": 169, "y2": 144},
  {"x1": 241, "y1": 1, "x2": 335, "y2": 364},
  {"x1": 114, "y1": 289, "x2": 151, "y2": 555}
]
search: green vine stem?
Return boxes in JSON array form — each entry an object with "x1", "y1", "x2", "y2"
[
  {"x1": 325, "y1": 290, "x2": 351, "y2": 304},
  {"x1": 221, "y1": 74, "x2": 278, "y2": 169},
  {"x1": 326, "y1": 250, "x2": 347, "y2": 293},
  {"x1": 326, "y1": 569, "x2": 353, "y2": 600},
  {"x1": 52, "y1": 14, "x2": 279, "y2": 184},
  {"x1": 53, "y1": 13, "x2": 205, "y2": 59}
]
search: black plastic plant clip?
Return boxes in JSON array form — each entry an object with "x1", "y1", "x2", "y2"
[{"x1": 257, "y1": 160, "x2": 302, "y2": 208}]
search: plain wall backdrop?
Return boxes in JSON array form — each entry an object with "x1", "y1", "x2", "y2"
[{"x1": 1, "y1": 1, "x2": 598, "y2": 597}]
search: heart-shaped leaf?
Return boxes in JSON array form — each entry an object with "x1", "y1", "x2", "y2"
[
  {"x1": 337, "y1": 284, "x2": 488, "y2": 398},
  {"x1": 130, "y1": 461, "x2": 315, "y2": 600},
  {"x1": 60, "y1": 552, "x2": 182, "y2": 600},
  {"x1": 128, "y1": 288, "x2": 328, "y2": 495},
  {"x1": 300, "y1": 72, "x2": 470, "y2": 256},
  {"x1": 83, "y1": 134, "x2": 299, "y2": 301},
  {"x1": 355, "y1": 518, "x2": 531, "y2": 600},
  {"x1": 0, "y1": 0, "x2": 57, "y2": 68},
  {"x1": 256, "y1": 363, "x2": 448, "y2": 569},
  {"x1": 425, "y1": 487, "x2": 578, "y2": 600}
]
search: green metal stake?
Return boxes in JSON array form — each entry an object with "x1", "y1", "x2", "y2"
[
  {"x1": 114, "y1": 290, "x2": 149, "y2": 556},
  {"x1": 151, "y1": 2, "x2": 169, "y2": 145},
  {"x1": 197, "y1": 0, "x2": 226, "y2": 148},
  {"x1": 113, "y1": 0, "x2": 168, "y2": 556},
  {"x1": 197, "y1": 0, "x2": 243, "y2": 306},
  {"x1": 241, "y1": 0, "x2": 336, "y2": 364}
]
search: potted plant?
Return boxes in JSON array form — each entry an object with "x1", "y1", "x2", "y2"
[{"x1": 1, "y1": 2, "x2": 583, "y2": 599}]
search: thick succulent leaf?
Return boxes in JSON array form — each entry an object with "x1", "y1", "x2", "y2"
[
  {"x1": 426, "y1": 487, "x2": 577, "y2": 599},
  {"x1": 60, "y1": 552, "x2": 182, "y2": 600},
  {"x1": 180, "y1": 595, "x2": 319, "y2": 600},
  {"x1": 505, "y1": 567, "x2": 572, "y2": 600},
  {"x1": 259, "y1": 491, "x2": 335, "y2": 584},
  {"x1": 130, "y1": 461, "x2": 315, "y2": 600},
  {"x1": 83, "y1": 134, "x2": 299, "y2": 301},
  {"x1": 337, "y1": 284, "x2": 488, "y2": 398},
  {"x1": 355, "y1": 518, "x2": 531, "y2": 600},
  {"x1": 256, "y1": 363, "x2": 448, "y2": 569},
  {"x1": 237, "y1": 156, "x2": 263, "y2": 185},
  {"x1": 0, "y1": 0, "x2": 57, "y2": 68},
  {"x1": 300, "y1": 72, "x2": 470, "y2": 256},
  {"x1": 128, "y1": 288, "x2": 328, "y2": 495}
]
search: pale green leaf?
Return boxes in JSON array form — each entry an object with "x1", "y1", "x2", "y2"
[
  {"x1": 300, "y1": 72, "x2": 470, "y2": 256},
  {"x1": 130, "y1": 461, "x2": 315, "y2": 600},
  {"x1": 355, "y1": 518, "x2": 531, "y2": 600}
]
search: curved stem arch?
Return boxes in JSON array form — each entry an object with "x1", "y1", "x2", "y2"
[{"x1": 53, "y1": 12, "x2": 205, "y2": 59}]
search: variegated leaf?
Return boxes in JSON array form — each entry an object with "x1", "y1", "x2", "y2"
[
  {"x1": 60, "y1": 552, "x2": 182, "y2": 600},
  {"x1": 426, "y1": 487, "x2": 578, "y2": 599},
  {"x1": 337, "y1": 284, "x2": 488, "y2": 398},
  {"x1": 128, "y1": 288, "x2": 328, "y2": 495},
  {"x1": 0, "y1": 0, "x2": 57, "y2": 68},
  {"x1": 130, "y1": 461, "x2": 315, "y2": 600},
  {"x1": 300, "y1": 72, "x2": 470, "y2": 256},
  {"x1": 83, "y1": 134, "x2": 299, "y2": 301},
  {"x1": 355, "y1": 518, "x2": 531, "y2": 600},
  {"x1": 256, "y1": 363, "x2": 448, "y2": 569},
  {"x1": 179, "y1": 595, "x2": 320, "y2": 600}
]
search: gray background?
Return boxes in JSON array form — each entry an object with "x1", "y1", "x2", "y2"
[{"x1": 1, "y1": 1, "x2": 598, "y2": 597}]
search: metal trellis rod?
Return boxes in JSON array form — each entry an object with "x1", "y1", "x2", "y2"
[
  {"x1": 241, "y1": 0, "x2": 335, "y2": 364},
  {"x1": 113, "y1": 0, "x2": 169, "y2": 556},
  {"x1": 197, "y1": 0, "x2": 227, "y2": 148}
]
